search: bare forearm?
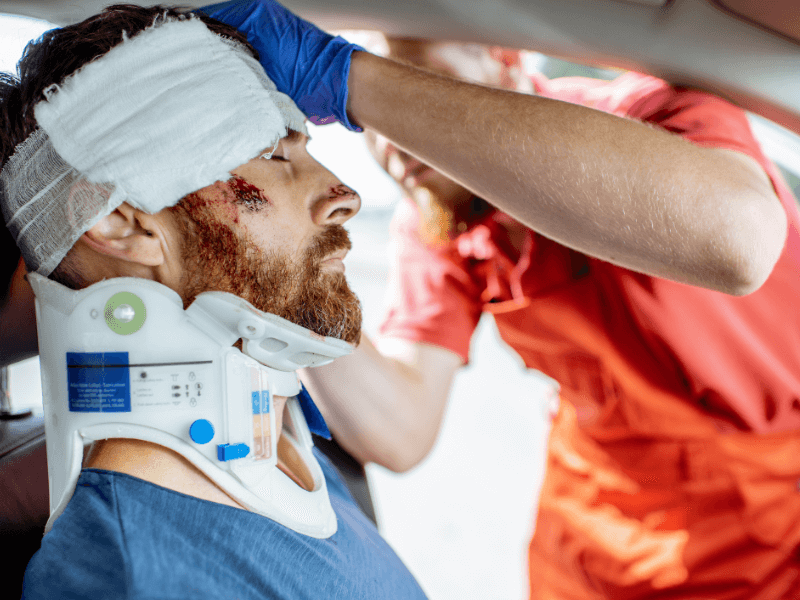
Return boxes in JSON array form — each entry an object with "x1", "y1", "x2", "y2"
[
  {"x1": 300, "y1": 334, "x2": 459, "y2": 471},
  {"x1": 347, "y1": 52, "x2": 786, "y2": 295}
]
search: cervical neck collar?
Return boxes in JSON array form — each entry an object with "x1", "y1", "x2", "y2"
[{"x1": 27, "y1": 273, "x2": 352, "y2": 538}]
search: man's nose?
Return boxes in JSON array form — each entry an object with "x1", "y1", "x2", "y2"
[
  {"x1": 311, "y1": 180, "x2": 361, "y2": 226},
  {"x1": 366, "y1": 132, "x2": 409, "y2": 176},
  {"x1": 371, "y1": 134, "x2": 404, "y2": 166}
]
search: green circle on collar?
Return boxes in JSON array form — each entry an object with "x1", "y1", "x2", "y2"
[{"x1": 104, "y1": 292, "x2": 146, "y2": 335}]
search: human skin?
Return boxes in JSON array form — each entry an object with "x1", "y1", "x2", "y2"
[
  {"x1": 347, "y1": 46, "x2": 785, "y2": 295},
  {"x1": 85, "y1": 393, "x2": 292, "y2": 508},
  {"x1": 76, "y1": 131, "x2": 362, "y2": 346},
  {"x1": 300, "y1": 40, "x2": 787, "y2": 472},
  {"x1": 80, "y1": 131, "x2": 361, "y2": 506},
  {"x1": 363, "y1": 41, "x2": 524, "y2": 246}
]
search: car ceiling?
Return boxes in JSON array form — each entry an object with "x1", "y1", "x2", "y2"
[
  {"x1": 3, "y1": 0, "x2": 799, "y2": 135},
  {"x1": 713, "y1": 0, "x2": 800, "y2": 45}
]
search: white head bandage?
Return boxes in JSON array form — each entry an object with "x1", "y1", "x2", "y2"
[{"x1": 0, "y1": 16, "x2": 307, "y2": 275}]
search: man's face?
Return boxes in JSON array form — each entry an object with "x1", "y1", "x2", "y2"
[
  {"x1": 173, "y1": 130, "x2": 363, "y2": 345},
  {"x1": 367, "y1": 40, "x2": 513, "y2": 214},
  {"x1": 367, "y1": 38, "x2": 513, "y2": 207}
]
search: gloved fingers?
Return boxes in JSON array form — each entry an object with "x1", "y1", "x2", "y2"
[{"x1": 202, "y1": 0, "x2": 364, "y2": 130}]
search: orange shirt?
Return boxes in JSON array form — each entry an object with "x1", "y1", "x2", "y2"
[{"x1": 379, "y1": 73, "x2": 800, "y2": 598}]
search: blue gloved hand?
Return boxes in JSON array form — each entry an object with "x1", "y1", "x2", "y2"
[{"x1": 198, "y1": 0, "x2": 363, "y2": 131}]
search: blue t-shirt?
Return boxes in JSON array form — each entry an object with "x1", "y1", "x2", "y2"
[{"x1": 22, "y1": 449, "x2": 427, "y2": 599}]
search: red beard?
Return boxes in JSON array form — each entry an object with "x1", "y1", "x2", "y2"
[{"x1": 171, "y1": 197, "x2": 362, "y2": 345}]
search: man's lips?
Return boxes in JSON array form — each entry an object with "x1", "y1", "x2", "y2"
[
  {"x1": 326, "y1": 249, "x2": 348, "y2": 261},
  {"x1": 321, "y1": 249, "x2": 348, "y2": 270}
]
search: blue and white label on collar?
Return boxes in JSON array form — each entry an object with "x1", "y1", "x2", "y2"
[{"x1": 66, "y1": 352, "x2": 131, "y2": 412}]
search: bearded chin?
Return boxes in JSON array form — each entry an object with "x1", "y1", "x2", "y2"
[
  {"x1": 280, "y1": 270, "x2": 363, "y2": 345},
  {"x1": 231, "y1": 253, "x2": 360, "y2": 346},
  {"x1": 176, "y1": 198, "x2": 362, "y2": 345},
  {"x1": 244, "y1": 229, "x2": 363, "y2": 344}
]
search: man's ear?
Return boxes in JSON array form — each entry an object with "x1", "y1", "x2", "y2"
[{"x1": 80, "y1": 203, "x2": 165, "y2": 267}]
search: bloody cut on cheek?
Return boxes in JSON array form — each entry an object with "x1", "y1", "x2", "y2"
[{"x1": 228, "y1": 174, "x2": 271, "y2": 211}]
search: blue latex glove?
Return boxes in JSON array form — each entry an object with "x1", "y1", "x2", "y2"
[{"x1": 198, "y1": 0, "x2": 363, "y2": 131}]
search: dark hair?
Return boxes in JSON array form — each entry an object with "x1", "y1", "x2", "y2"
[{"x1": 0, "y1": 4, "x2": 258, "y2": 295}]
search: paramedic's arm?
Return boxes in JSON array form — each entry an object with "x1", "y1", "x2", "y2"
[
  {"x1": 346, "y1": 52, "x2": 786, "y2": 296},
  {"x1": 301, "y1": 335, "x2": 461, "y2": 472}
]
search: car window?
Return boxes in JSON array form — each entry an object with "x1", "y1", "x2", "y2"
[
  {"x1": 528, "y1": 53, "x2": 620, "y2": 82},
  {"x1": 747, "y1": 114, "x2": 800, "y2": 202},
  {"x1": 779, "y1": 166, "x2": 800, "y2": 199}
]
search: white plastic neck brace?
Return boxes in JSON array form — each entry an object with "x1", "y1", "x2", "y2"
[{"x1": 27, "y1": 273, "x2": 353, "y2": 538}]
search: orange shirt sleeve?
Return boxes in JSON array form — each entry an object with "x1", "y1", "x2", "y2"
[
  {"x1": 626, "y1": 80, "x2": 764, "y2": 156},
  {"x1": 378, "y1": 200, "x2": 482, "y2": 364},
  {"x1": 539, "y1": 71, "x2": 766, "y2": 161},
  {"x1": 542, "y1": 72, "x2": 792, "y2": 213},
  {"x1": 620, "y1": 75, "x2": 798, "y2": 218}
]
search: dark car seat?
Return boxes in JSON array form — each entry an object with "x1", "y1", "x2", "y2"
[{"x1": 0, "y1": 250, "x2": 376, "y2": 600}]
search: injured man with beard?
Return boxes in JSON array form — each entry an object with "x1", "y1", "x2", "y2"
[
  {"x1": 175, "y1": 134, "x2": 363, "y2": 347},
  {"x1": 6, "y1": 6, "x2": 427, "y2": 599},
  {"x1": 80, "y1": 130, "x2": 365, "y2": 506}
]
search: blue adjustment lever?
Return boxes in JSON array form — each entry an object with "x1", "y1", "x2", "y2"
[{"x1": 217, "y1": 443, "x2": 250, "y2": 462}]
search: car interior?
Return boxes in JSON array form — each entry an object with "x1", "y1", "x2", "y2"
[{"x1": 1, "y1": 0, "x2": 799, "y2": 598}]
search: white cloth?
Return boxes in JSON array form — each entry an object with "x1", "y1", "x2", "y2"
[{"x1": 1, "y1": 16, "x2": 307, "y2": 275}]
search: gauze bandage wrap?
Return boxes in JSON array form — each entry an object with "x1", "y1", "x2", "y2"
[
  {"x1": 200, "y1": 0, "x2": 364, "y2": 131},
  {"x1": 0, "y1": 16, "x2": 307, "y2": 275}
]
